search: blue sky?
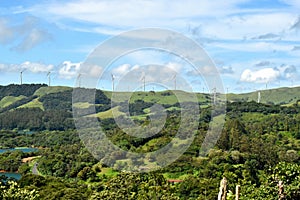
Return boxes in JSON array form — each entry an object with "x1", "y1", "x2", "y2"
[{"x1": 0, "y1": 0, "x2": 300, "y2": 93}]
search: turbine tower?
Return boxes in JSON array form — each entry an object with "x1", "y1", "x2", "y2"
[
  {"x1": 20, "y1": 69, "x2": 26, "y2": 85},
  {"x1": 212, "y1": 87, "x2": 217, "y2": 105},
  {"x1": 257, "y1": 91, "x2": 261, "y2": 103},
  {"x1": 77, "y1": 73, "x2": 82, "y2": 88},
  {"x1": 141, "y1": 75, "x2": 145, "y2": 92},
  {"x1": 47, "y1": 72, "x2": 51, "y2": 86},
  {"x1": 172, "y1": 74, "x2": 177, "y2": 90},
  {"x1": 111, "y1": 74, "x2": 115, "y2": 91}
]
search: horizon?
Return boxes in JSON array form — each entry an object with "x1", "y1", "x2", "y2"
[{"x1": 0, "y1": 82, "x2": 299, "y2": 95}]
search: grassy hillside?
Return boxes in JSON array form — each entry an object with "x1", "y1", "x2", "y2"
[
  {"x1": 105, "y1": 90, "x2": 209, "y2": 104},
  {"x1": 0, "y1": 95, "x2": 26, "y2": 108},
  {"x1": 90, "y1": 106, "x2": 124, "y2": 119},
  {"x1": 227, "y1": 87, "x2": 300, "y2": 105},
  {"x1": 34, "y1": 86, "x2": 72, "y2": 97},
  {"x1": 1, "y1": 84, "x2": 300, "y2": 116},
  {"x1": 18, "y1": 98, "x2": 44, "y2": 110}
]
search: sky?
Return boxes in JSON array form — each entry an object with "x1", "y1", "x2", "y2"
[{"x1": 0, "y1": 0, "x2": 300, "y2": 93}]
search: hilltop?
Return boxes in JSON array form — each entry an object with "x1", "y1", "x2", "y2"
[
  {"x1": 227, "y1": 87, "x2": 300, "y2": 105},
  {"x1": 1, "y1": 84, "x2": 300, "y2": 111}
]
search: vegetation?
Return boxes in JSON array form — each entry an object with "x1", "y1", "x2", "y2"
[
  {"x1": 0, "y1": 96, "x2": 26, "y2": 108},
  {"x1": 0, "y1": 84, "x2": 299, "y2": 199},
  {"x1": 0, "y1": 84, "x2": 46, "y2": 100},
  {"x1": 0, "y1": 180, "x2": 39, "y2": 200}
]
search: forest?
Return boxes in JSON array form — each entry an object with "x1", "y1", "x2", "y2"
[{"x1": 0, "y1": 84, "x2": 299, "y2": 199}]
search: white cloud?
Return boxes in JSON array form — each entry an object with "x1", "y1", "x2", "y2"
[
  {"x1": 252, "y1": 33, "x2": 280, "y2": 40},
  {"x1": 200, "y1": 13, "x2": 294, "y2": 40},
  {"x1": 20, "y1": 61, "x2": 54, "y2": 73},
  {"x1": 26, "y1": 0, "x2": 299, "y2": 42},
  {"x1": 112, "y1": 64, "x2": 131, "y2": 76},
  {"x1": 213, "y1": 41, "x2": 292, "y2": 52},
  {"x1": 280, "y1": 0, "x2": 300, "y2": 9},
  {"x1": 85, "y1": 64, "x2": 103, "y2": 78},
  {"x1": 254, "y1": 61, "x2": 271, "y2": 67},
  {"x1": 109, "y1": 62, "x2": 184, "y2": 85},
  {"x1": 240, "y1": 68, "x2": 280, "y2": 83},
  {"x1": 219, "y1": 66, "x2": 234, "y2": 74},
  {"x1": 165, "y1": 62, "x2": 182, "y2": 73},
  {"x1": 30, "y1": 0, "x2": 249, "y2": 30},
  {"x1": 0, "y1": 16, "x2": 51, "y2": 52},
  {"x1": 186, "y1": 65, "x2": 219, "y2": 77},
  {"x1": 111, "y1": 63, "x2": 193, "y2": 91},
  {"x1": 202, "y1": 66, "x2": 218, "y2": 75},
  {"x1": 58, "y1": 61, "x2": 81, "y2": 79},
  {"x1": 58, "y1": 61, "x2": 103, "y2": 79},
  {"x1": 290, "y1": 16, "x2": 300, "y2": 30},
  {"x1": 292, "y1": 46, "x2": 300, "y2": 51},
  {"x1": 0, "y1": 62, "x2": 53, "y2": 73},
  {"x1": 279, "y1": 64, "x2": 298, "y2": 80},
  {"x1": 0, "y1": 18, "x2": 14, "y2": 44},
  {"x1": 13, "y1": 28, "x2": 51, "y2": 52},
  {"x1": 0, "y1": 64, "x2": 8, "y2": 70}
]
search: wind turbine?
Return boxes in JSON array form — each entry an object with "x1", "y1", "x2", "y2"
[
  {"x1": 212, "y1": 87, "x2": 217, "y2": 105},
  {"x1": 141, "y1": 74, "x2": 145, "y2": 92},
  {"x1": 172, "y1": 74, "x2": 177, "y2": 90},
  {"x1": 111, "y1": 74, "x2": 115, "y2": 91},
  {"x1": 257, "y1": 90, "x2": 261, "y2": 103},
  {"x1": 47, "y1": 72, "x2": 51, "y2": 86},
  {"x1": 77, "y1": 73, "x2": 82, "y2": 88},
  {"x1": 20, "y1": 69, "x2": 26, "y2": 85}
]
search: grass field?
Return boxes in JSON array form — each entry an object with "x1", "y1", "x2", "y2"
[
  {"x1": 89, "y1": 106, "x2": 125, "y2": 119},
  {"x1": 34, "y1": 86, "x2": 71, "y2": 97},
  {"x1": 0, "y1": 96, "x2": 26, "y2": 108},
  {"x1": 18, "y1": 98, "x2": 44, "y2": 110},
  {"x1": 73, "y1": 102, "x2": 93, "y2": 109},
  {"x1": 106, "y1": 90, "x2": 206, "y2": 105},
  {"x1": 227, "y1": 87, "x2": 300, "y2": 104}
]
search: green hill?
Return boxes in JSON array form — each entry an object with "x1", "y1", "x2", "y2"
[
  {"x1": 0, "y1": 84, "x2": 300, "y2": 121},
  {"x1": 18, "y1": 98, "x2": 44, "y2": 110},
  {"x1": 105, "y1": 90, "x2": 209, "y2": 104},
  {"x1": 0, "y1": 84, "x2": 46, "y2": 99},
  {"x1": 227, "y1": 87, "x2": 300, "y2": 105},
  {"x1": 34, "y1": 86, "x2": 72, "y2": 97},
  {"x1": 0, "y1": 95, "x2": 26, "y2": 108}
]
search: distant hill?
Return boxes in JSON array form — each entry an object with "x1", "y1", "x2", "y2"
[
  {"x1": 226, "y1": 87, "x2": 300, "y2": 105},
  {"x1": 0, "y1": 84, "x2": 46, "y2": 100},
  {"x1": 34, "y1": 86, "x2": 71, "y2": 97},
  {"x1": 0, "y1": 84, "x2": 299, "y2": 131},
  {"x1": 0, "y1": 95, "x2": 26, "y2": 108},
  {"x1": 1, "y1": 84, "x2": 300, "y2": 110}
]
